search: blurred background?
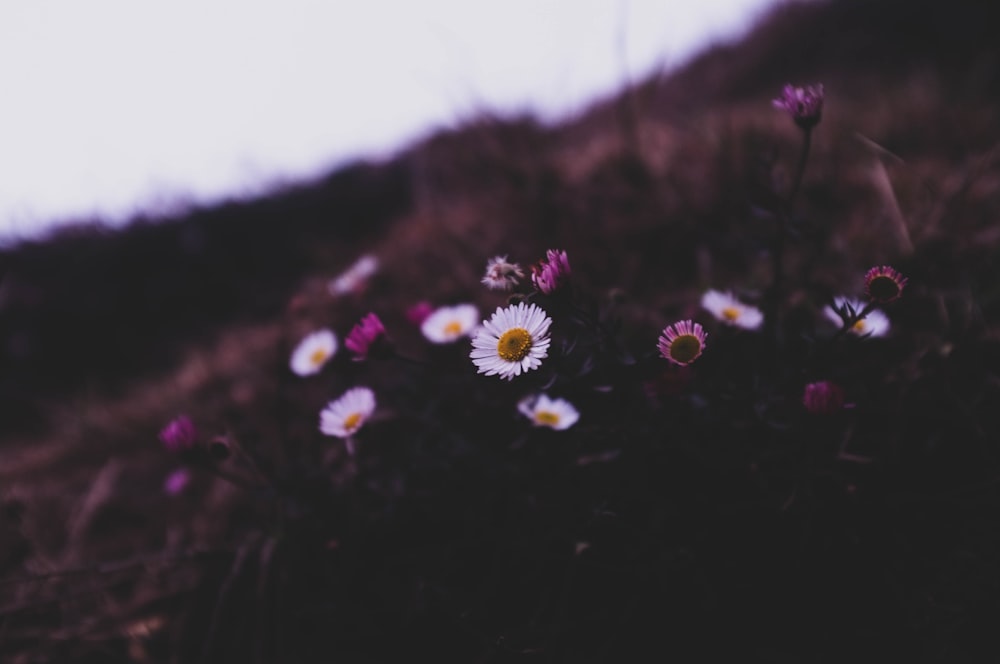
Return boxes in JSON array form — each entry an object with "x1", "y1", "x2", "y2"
[{"x1": 0, "y1": 0, "x2": 776, "y2": 243}]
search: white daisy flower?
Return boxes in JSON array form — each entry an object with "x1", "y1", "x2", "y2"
[
  {"x1": 518, "y1": 394, "x2": 579, "y2": 430},
  {"x1": 470, "y1": 302, "x2": 552, "y2": 380},
  {"x1": 320, "y1": 387, "x2": 376, "y2": 438},
  {"x1": 421, "y1": 304, "x2": 480, "y2": 344},
  {"x1": 329, "y1": 254, "x2": 379, "y2": 296},
  {"x1": 289, "y1": 329, "x2": 338, "y2": 376},
  {"x1": 824, "y1": 297, "x2": 890, "y2": 337},
  {"x1": 701, "y1": 289, "x2": 764, "y2": 330}
]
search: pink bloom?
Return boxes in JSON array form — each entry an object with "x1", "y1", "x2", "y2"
[
  {"x1": 159, "y1": 415, "x2": 198, "y2": 453},
  {"x1": 531, "y1": 249, "x2": 571, "y2": 294},
  {"x1": 864, "y1": 265, "x2": 908, "y2": 304},
  {"x1": 163, "y1": 468, "x2": 191, "y2": 496},
  {"x1": 406, "y1": 301, "x2": 434, "y2": 326},
  {"x1": 773, "y1": 83, "x2": 824, "y2": 129},
  {"x1": 802, "y1": 381, "x2": 845, "y2": 415},
  {"x1": 345, "y1": 312, "x2": 386, "y2": 360},
  {"x1": 657, "y1": 320, "x2": 707, "y2": 366}
]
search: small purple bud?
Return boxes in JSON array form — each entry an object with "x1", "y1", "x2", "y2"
[
  {"x1": 163, "y1": 468, "x2": 191, "y2": 496},
  {"x1": 773, "y1": 83, "x2": 824, "y2": 129},
  {"x1": 345, "y1": 312, "x2": 386, "y2": 360},
  {"x1": 159, "y1": 415, "x2": 198, "y2": 453},
  {"x1": 802, "y1": 381, "x2": 845, "y2": 415},
  {"x1": 405, "y1": 301, "x2": 434, "y2": 326}
]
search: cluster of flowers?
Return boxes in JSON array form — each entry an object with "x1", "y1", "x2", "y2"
[
  {"x1": 163, "y1": 255, "x2": 908, "y2": 474},
  {"x1": 287, "y1": 249, "x2": 582, "y2": 448},
  {"x1": 818, "y1": 265, "x2": 908, "y2": 339},
  {"x1": 804, "y1": 265, "x2": 908, "y2": 414},
  {"x1": 654, "y1": 266, "x2": 907, "y2": 373},
  {"x1": 160, "y1": 83, "x2": 909, "y2": 489}
]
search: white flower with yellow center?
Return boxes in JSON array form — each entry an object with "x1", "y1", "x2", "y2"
[
  {"x1": 290, "y1": 329, "x2": 338, "y2": 376},
  {"x1": 518, "y1": 394, "x2": 579, "y2": 430},
  {"x1": 421, "y1": 304, "x2": 479, "y2": 344},
  {"x1": 824, "y1": 297, "x2": 890, "y2": 337},
  {"x1": 701, "y1": 290, "x2": 764, "y2": 330},
  {"x1": 470, "y1": 302, "x2": 551, "y2": 380},
  {"x1": 320, "y1": 387, "x2": 376, "y2": 438}
]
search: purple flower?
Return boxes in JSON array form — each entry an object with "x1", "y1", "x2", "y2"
[
  {"x1": 802, "y1": 381, "x2": 845, "y2": 415},
  {"x1": 159, "y1": 415, "x2": 198, "y2": 453},
  {"x1": 773, "y1": 83, "x2": 824, "y2": 129},
  {"x1": 345, "y1": 312, "x2": 386, "y2": 360},
  {"x1": 406, "y1": 301, "x2": 434, "y2": 326},
  {"x1": 531, "y1": 249, "x2": 571, "y2": 294},
  {"x1": 163, "y1": 468, "x2": 192, "y2": 496}
]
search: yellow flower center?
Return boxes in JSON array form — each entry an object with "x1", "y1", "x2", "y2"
[
  {"x1": 669, "y1": 335, "x2": 702, "y2": 364},
  {"x1": 343, "y1": 412, "x2": 363, "y2": 433},
  {"x1": 309, "y1": 348, "x2": 329, "y2": 366},
  {"x1": 443, "y1": 320, "x2": 463, "y2": 336},
  {"x1": 852, "y1": 319, "x2": 867, "y2": 333},
  {"x1": 497, "y1": 327, "x2": 533, "y2": 362},
  {"x1": 722, "y1": 306, "x2": 741, "y2": 321},
  {"x1": 535, "y1": 411, "x2": 560, "y2": 427}
]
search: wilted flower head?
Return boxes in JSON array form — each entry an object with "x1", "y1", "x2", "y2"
[
  {"x1": 289, "y1": 329, "x2": 337, "y2": 376},
  {"x1": 824, "y1": 297, "x2": 890, "y2": 337},
  {"x1": 481, "y1": 255, "x2": 524, "y2": 292},
  {"x1": 159, "y1": 415, "x2": 198, "y2": 453},
  {"x1": 802, "y1": 381, "x2": 846, "y2": 415},
  {"x1": 658, "y1": 320, "x2": 707, "y2": 366},
  {"x1": 320, "y1": 387, "x2": 376, "y2": 439},
  {"x1": 329, "y1": 254, "x2": 379, "y2": 296},
  {"x1": 518, "y1": 394, "x2": 580, "y2": 430},
  {"x1": 470, "y1": 302, "x2": 552, "y2": 380},
  {"x1": 531, "y1": 249, "x2": 571, "y2": 294},
  {"x1": 773, "y1": 83, "x2": 825, "y2": 129},
  {"x1": 864, "y1": 265, "x2": 907, "y2": 304},
  {"x1": 701, "y1": 290, "x2": 764, "y2": 330},
  {"x1": 406, "y1": 301, "x2": 434, "y2": 326},
  {"x1": 345, "y1": 312, "x2": 386, "y2": 360},
  {"x1": 421, "y1": 304, "x2": 479, "y2": 344}
]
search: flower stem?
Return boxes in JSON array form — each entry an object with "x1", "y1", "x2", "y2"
[
  {"x1": 787, "y1": 127, "x2": 812, "y2": 210},
  {"x1": 767, "y1": 127, "x2": 813, "y2": 344}
]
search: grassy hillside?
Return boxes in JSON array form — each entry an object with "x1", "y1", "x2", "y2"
[{"x1": 2, "y1": 0, "x2": 1000, "y2": 661}]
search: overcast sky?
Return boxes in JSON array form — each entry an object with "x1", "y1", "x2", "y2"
[{"x1": 0, "y1": 0, "x2": 778, "y2": 243}]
